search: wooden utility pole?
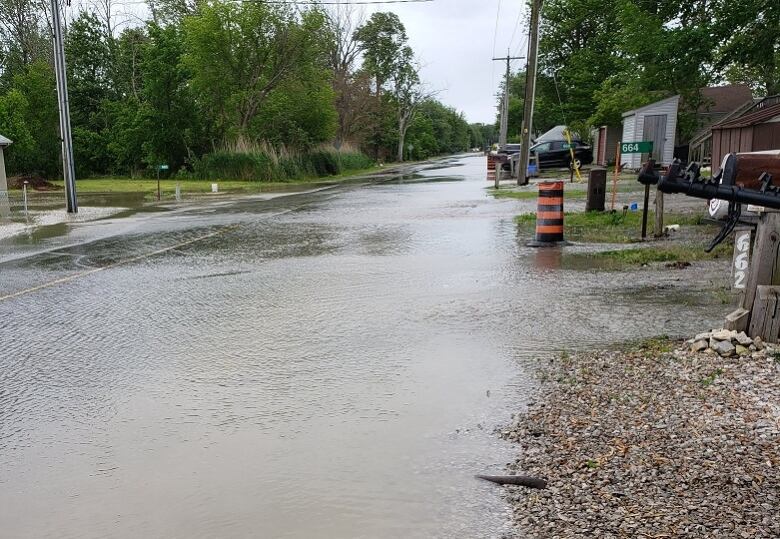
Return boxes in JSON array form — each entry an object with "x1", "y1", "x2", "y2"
[
  {"x1": 492, "y1": 52, "x2": 524, "y2": 151},
  {"x1": 517, "y1": 0, "x2": 542, "y2": 185}
]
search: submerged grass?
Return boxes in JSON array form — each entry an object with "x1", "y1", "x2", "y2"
[
  {"x1": 565, "y1": 242, "x2": 732, "y2": 269},
  {"x1": 48, "y1": 165, "x2": 382, "y2": 197}
]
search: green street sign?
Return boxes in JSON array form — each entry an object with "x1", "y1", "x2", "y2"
[
  {"x1": 621, "y1": 141, "x2": 653, "y2": 154},
  {"x1": 159, "y1": 164, "x2": 169, "y2": 170}
]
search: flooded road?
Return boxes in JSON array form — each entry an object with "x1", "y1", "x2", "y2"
[{"x1": 0, "y1": 155, "x2": 726, "y2": 538}]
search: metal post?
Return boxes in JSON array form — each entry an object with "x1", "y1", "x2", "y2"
[
  {"x1": 641, "y1": 183, "x2": 650, "y2": 239},
  {"x1": 157, "y1": 166, "x2": 161, "y2": 201},
  {"x1": 50, "y1": 0, "x2": 78, "y2": 214},
  {"x1": 23, "y1": 180, "x2": 28, "y2": 216},
  {"x1": 611, "y1": 141, "x2": 621, "y2": 211},
  {"x1": 517, "y1": 0, "x2": 542, "y2": 185},
  {"x1": 175, "y1": 182, "x2": 181, "y2": 202}
]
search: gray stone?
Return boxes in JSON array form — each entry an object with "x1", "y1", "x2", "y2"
[
  {"x1": 694, "y1": 331, "x2": 713, "y2": 342},
  {"x1": 754, "y1": 337, "x2": 766, "y2": 350},
  {"x1": 713, "y1": 340, "x2": 736, "y2": 357},
  {"x1": 735, "y1": 332, "x2": 753, "y2": 346},
  {"x1": 691, "y1": 340, "x2": 709, "y2": 353}
]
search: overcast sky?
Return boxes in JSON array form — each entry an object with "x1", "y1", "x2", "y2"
[{"x1": 363, "y1": 0, "x2": 529, "y2": 124}]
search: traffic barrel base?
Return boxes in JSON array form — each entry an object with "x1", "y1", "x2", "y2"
[{"x1": 527, "y1": 180, "x2": 570, "y2": 247}]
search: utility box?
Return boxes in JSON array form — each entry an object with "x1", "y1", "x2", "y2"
[{"x1": 586, "y1": 167, "x2": 607, "y2": 211}]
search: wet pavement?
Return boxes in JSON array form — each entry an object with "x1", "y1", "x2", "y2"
[{"x1": 0, "y1": 155, "x2": 728, "y2": 538}]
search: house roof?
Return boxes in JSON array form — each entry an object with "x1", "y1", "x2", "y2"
[
  {"x1": 697, "y1": 85, "x2": 754, "y2": 114},
  {"x1": 713, "y1": 99, "x2": 780, "y2": 130},
  {"x1": 622, "y1": 95, "x2": 680, "y2": 117},
  {"x1": 689, "y1": 98, "x2": 759, "y2": 145},
  {"x1": 0, "y1": 134, "x2": 12, "y2": 146}
]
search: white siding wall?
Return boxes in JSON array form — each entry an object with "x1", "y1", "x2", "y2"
[
  {"x1": 621, "y1": 115, "x2": 636, "y2": 166},
  {"x1": 620, "y1": 96, "x2": 680, "y2": 168}
]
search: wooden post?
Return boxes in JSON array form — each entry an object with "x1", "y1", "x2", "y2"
[
  {"x1": 653, "y1": 189, "x2": 664, "y2": 237},
  {"x1": 742, "y1": 212, "x2": 780, "y2": 312},
  {"x1": 749, "y1": 286, "x2": 780, "y2": 343}
]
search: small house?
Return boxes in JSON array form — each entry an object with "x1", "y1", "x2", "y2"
[
  {"x1": 621, "y1": 95, "x2": 680, "y2": 168},
  {"x1": 711, "y1": 95, "x2": 780, "y2": 173}
]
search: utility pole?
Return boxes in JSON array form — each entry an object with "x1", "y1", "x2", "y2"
[
  {"x1": 517, "y1": 0, "x2": 542, "y2": 186},
  {"x1": 50, "y1": 0, "x2": 78, "y2": 213},
  {"x1": 492, "y1": 51, "x2": 524, "y2": 151}
]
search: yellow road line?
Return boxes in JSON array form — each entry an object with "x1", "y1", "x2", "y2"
[{"x1": 0, "y1": 226, "x2": 236, "y2": 303}]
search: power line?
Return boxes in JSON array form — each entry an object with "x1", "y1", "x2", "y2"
[
  {"x1": 490, "y1": 0, "x2": 502, "y2": 92},
  {"x1": 240, "y1": 0, "x2": 434, "y2": 3}
]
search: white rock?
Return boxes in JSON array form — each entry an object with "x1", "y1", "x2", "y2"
[
  {"x1": 712, "y1": 329, "x2": 735, "y2": 341},
  {"x1": 691, "y1": 340, "x2": 709, "y2": 353},
  {"x1": 754, "y1": 337, "x2": 765, "y2": 350},
  {"x1": 694, "y1": 331, "x2": 713, "y2": 341}
]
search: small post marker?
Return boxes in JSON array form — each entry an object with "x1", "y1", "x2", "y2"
[{"x1": 22, "y1": 180, "x2": 29, "y2": 217}]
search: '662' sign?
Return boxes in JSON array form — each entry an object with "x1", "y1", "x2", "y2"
[{"x1": 732, "y1": 229, "x2": 752, "y2": 289}]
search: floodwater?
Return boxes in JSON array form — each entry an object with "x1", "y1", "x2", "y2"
[{"x1": 0, "y1": 155, "x2": 726, "y2": 538}]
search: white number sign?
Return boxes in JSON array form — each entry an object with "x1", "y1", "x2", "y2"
[{"x1": 733, "y1": 230, "x2": 752, "y2": 289}]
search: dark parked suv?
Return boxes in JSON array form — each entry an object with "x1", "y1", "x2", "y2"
[{"x1": 531, "y1": 139, "x2": 593, "y2": 169}]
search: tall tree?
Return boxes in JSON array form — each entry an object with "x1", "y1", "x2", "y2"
[{"x1": 183, "y1": 2, "x2": 330, "y2": 143}]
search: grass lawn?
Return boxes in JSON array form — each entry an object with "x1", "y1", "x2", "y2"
[
  {"x1": 45, "y1": 166, "x2": 384, "y2": 197},
  {"x1": 489, "y1": 179, "x2": 644, "y2": 201},
  {"x1": 515, "y1": 209, "x2": 711, "y2": 243}
]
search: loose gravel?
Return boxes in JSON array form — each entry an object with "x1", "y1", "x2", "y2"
[{"x1": 500, "y1": 338, "x2": 780, "y2": 538}]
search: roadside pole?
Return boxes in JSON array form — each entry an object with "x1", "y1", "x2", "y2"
[
  {"x1": 517, "y1": 0, "x2": 542, "y2": 185},
  {"x1": 50, "y1": 0, "x2": 78, "y2": 214},
  {"x1": 492, "y1": 52, "x2": 524, "y2": 186}
]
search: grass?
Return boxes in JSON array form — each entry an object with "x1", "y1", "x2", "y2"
[
  {"x1": 489, "y1": 178, "x2": 647, "y2": 201},
  {"x1": 44, "y1": 165, "x2": 383, "y2": 197},
  {"x1": 700, "y1": 368, "x2": 723, "y2": 387},
  {"x1": 516, "y1": 209, "x2": 710, "y2": 243}
]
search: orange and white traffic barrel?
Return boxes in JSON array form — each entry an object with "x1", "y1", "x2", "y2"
[{"x1": 528, "y1": 181, "x2": 568, "y2": 246}]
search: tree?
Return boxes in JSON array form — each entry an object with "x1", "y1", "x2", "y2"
[
  {"x1": 714, "y1": 0, "x2": 780, "y2": 95},
  {"x1": 183, "y1": 2, "x2": 331, "y2": 143},
  {"x1": 354, "y1": 12, "x2": 407, "y2": 98},
  {"x1": 391, "y1": 47, "x2": 424, "y2": 162}
]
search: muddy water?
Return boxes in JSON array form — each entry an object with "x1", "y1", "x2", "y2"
[{"x1": 0, "y1": 156, "x2": 727, "y2": 538}]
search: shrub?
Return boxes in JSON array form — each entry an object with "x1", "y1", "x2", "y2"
[{"x1": 193, "y1": 141, "x2": 374, "y2": 182}]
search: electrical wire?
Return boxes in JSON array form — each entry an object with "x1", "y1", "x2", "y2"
[{"x1": 490, "y1": 0, "x2": 502, "y2": 92}]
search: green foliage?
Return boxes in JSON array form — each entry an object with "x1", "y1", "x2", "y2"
[{"x1": 0, "y1": 3, "x2": 482, "y2": 180}]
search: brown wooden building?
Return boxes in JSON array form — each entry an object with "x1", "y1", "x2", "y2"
[{"x1": 712, "y1": 95, "x2": 780, "y2": 172}]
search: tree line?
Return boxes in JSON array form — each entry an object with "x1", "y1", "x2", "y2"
[
  {"x1": 501, "y1": 0, "x2": 779, "y2": 142},
  {"x1": 0, "y1": 2, "x2": 478, "y2": 181}
]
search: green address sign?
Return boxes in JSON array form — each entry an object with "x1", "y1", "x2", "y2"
[{"x1": 621, "y1": 141, "x2": 653, "y2": 154}]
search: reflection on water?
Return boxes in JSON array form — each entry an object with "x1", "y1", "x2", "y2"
[{"x1": 0, "y1": 156, "x2": 727, "y2": 538}]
